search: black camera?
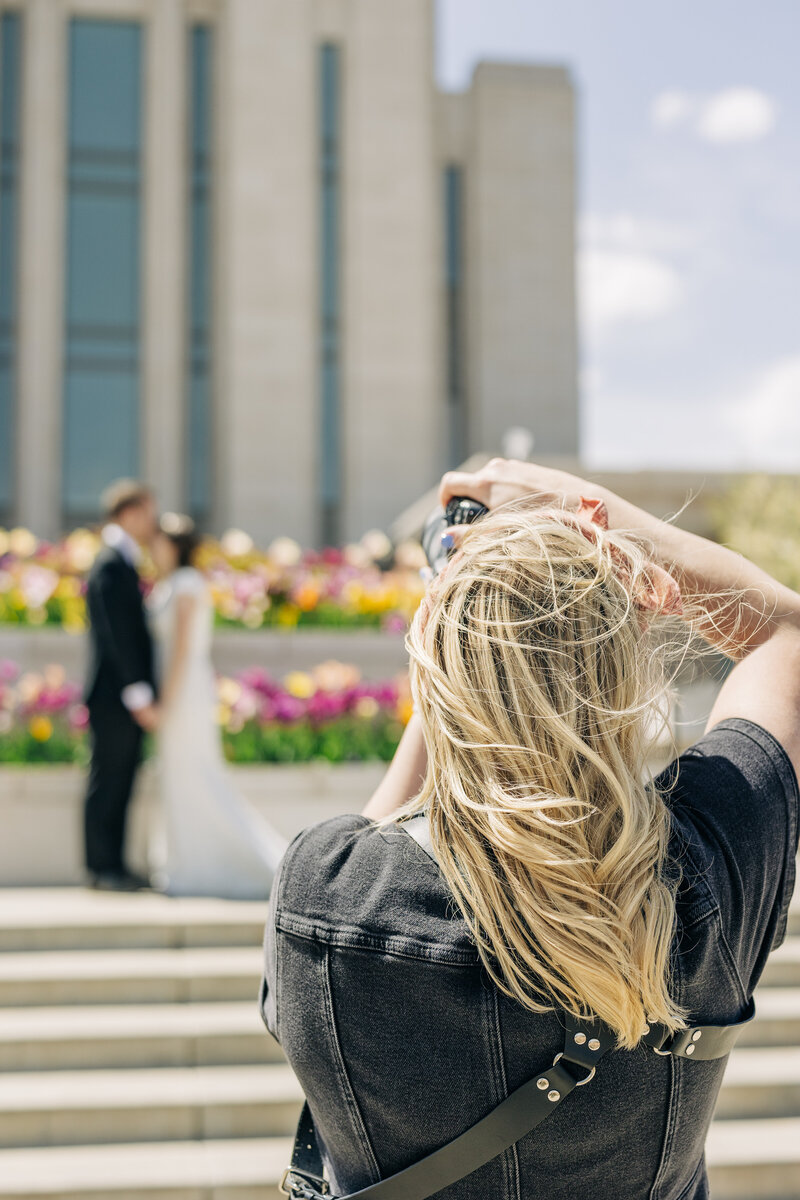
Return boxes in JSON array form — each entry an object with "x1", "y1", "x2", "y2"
[{"x1": 421, "y1": 496, "x2": 489, "y2": 575}]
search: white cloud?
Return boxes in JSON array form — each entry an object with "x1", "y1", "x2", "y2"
[
  {"x1": 582, "y1": 356, "x2": 800, "y2": 471},
  {"x1": 651, "y1": 86, "x2": 778, "y2": 144},
  {"x1": 580, "y1": 213, "x2": 697, "y2": 256},
  {"x1": 697, "y1": 88, "x2": 778, "y2": 143},
  {"x1": 651, "y1": 90, "x2": 696, "y2": 130},
  {"x1": 729, "y1": 357, "x2": 800, "y2": 464},
  {"x1": 579, "y1": 249, "x2": 683, "y2": 333}
]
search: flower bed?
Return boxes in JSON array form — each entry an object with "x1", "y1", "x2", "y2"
[
  {"x1": 0, "y1": 527, "x2": 426, "y2": 633},
  {"x1": 0, "y1": 660, "x2": 412, "y2": 765}
]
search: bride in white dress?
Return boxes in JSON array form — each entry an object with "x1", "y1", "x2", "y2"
[{"x1": 149, "y1": 514, "x2": 287, "y2": 899}]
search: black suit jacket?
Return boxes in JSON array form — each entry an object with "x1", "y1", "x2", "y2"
[{"x1": 84, "y1": 547, "x2": 156, "y2": 711}]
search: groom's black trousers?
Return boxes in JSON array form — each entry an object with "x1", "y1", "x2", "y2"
[{"x1": 84, "y1": 701, "x2": 143, "y2": 875}]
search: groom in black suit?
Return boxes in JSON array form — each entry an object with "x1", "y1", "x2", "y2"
[{"x1": 83, "y1": 480, "x2": 160, "y2": 890}]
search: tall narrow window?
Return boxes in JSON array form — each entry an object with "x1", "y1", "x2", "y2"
[
  {"x1": 63, "y1": 20, "x2": 142, "y2": 522},
  {"x1": 319, "y1": 44, "x2": 341, "y2": 547},
  {"x1": 0, "y1": 12, "x2": 22, "y2": 523},
  {"x1": 444, "y1": 164, "x2": 466, "y2": 468},
  {"x1": 187, "y1": 25, "x2": 213, "y2": 522}
]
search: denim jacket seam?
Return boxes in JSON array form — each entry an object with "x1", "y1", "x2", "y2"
[
  {"x1": 673, "y1": 1154, "x2": 706, "y2": 1200},
  {"x1": 672, "y1": 827, "x2": 718, "y2": 929},
  {"x1": 264, "y1": 827, "x2": 308, "y2": 1046},
  {"x1": 649, "y1": 947, "x2": 688, "y2": 1200},
  {"x1": 276, "y1": 910, "x2": 479, "y2": 965},
  {"x1": 490, "y1": 989, "x2": 520, "y2": 1200},
  {"x1": 648, "y1": 1048, "x2": 678, "y2": 1200},
  {"x1": 709, "y1": 908, "x2": 748, "y2": 1007},
  {"x1": 321, "y1": 945, "x2": 382, "y2": 1182}
]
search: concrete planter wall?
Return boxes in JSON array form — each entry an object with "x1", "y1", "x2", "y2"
[
  {"x1": 0, "y1": 627, "x2": 408, "y2": 682},
  {"x1": 0, "y1": 762, "x2": 386, "y2": 887}
]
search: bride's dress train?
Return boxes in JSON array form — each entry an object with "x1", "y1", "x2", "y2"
[{"x1": 151, "y1": 567, "x2": 287, "y2": 899}]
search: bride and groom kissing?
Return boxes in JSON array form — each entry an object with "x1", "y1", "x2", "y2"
[{"x1": 83, "y1": 479, "x2": 286, "y2": 898}]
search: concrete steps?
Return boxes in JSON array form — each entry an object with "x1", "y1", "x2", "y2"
[
  {"x1": 737, "y1": 988, "x2": 800, "y2": 1047},
  {"x1": 761, "y1": 937, "x2": 800, "y2": 988},
  {"x1": 0, "y1": 1064, "x2": 302, "y2": 1149},
  {"x1": 0, "y1": 1001, "x2": 282, "y2": 1071},
  {"x1": 707, "y1": 1118, "x2": 800, "y2": 1198},
  {"x1": 0, "y1": 1137, "x2": 291, "y2": 1200},
  {"x1": 0, "y1": 889, "x2": 267, "y2": 953},
  {"x1": 0, "y1": 886, "x2": 798, "y2": 1200},
  {"x1": 714, "y1": 1048, "x2": 800, "y2": 1118},
  {"x1": 0, "y1": 946, "x2": 263, "y2": 1007}
]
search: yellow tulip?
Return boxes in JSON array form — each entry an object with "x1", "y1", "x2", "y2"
[
  {"x1": 284, "y1": 671, "x2": 315, "y2": 699},
  {"x1": 276, "y1": 604, "x2": 300, "y2": 628},
  {"x1": 29, "y1": 716, "x2": 53, "y2": 742}
]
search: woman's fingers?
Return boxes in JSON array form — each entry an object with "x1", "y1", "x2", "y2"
[
  {"x1": 440, "y1": 524, "x2": 467, "y2": 552},
  {"x1": 438, "y1": 470, "x2": 493, "y2": 510},
  {"x1": 439, "y1": 458, "x2": 572, "y2": 513}
]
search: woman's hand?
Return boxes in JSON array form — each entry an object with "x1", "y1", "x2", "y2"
[{"x1": 439, "y1": 458, "x2": 598, "y2": 516}]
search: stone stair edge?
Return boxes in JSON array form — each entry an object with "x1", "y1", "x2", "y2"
[
  {"x1": 0, "y1": 1136, "x2": 292, "y2": 1193},
  {"x1": 0, "y1": 1000, "x2": 267, "y2": 1040},
  {"x1": 0, "y1": 1063, "x2": 301, "y2": 1112},
  {"x1": 0, "y1": 946, "x2": 263, "y2": 980},
  {"x1": 0, "y1": 890, "x2": 268, "y2": 929}
]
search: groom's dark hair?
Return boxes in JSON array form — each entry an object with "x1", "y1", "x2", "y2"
[{"x1": 102, "y1": 479, "x2": 154, "y2": 521}]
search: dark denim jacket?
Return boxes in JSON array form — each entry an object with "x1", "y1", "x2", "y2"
[{"x1": 261, "y1": 719, "x2": 798, "y2": 1200}]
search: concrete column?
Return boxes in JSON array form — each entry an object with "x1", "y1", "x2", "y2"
[
  {"x1": 466, "y1": 64, "x2": 579, "y2": 458},
  {"x1": 216, "y1": 0, "x2": 316, "y2": 545},
  {"x1": 341, "y1": 0, "x2": 441, "y2": 540},
  {"x1": 16, "y1": 0, "x2": 67, "y2": 538},
  {"x1": 142, "y1": 0, "x2": 186, "y2": 512}
]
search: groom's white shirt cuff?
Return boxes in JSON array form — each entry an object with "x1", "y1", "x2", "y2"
[{"x1": 122, "y1": 683, "x2": 155, "y2": 712}]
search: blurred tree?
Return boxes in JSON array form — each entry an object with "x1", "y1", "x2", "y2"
[{"x1": 710, "y1": 474, "x2": 800, "y2": 592}]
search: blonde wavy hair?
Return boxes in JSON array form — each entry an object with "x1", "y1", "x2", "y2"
[{"x1": 396, "y1": 500, "x2": 709, "y2": 1049}]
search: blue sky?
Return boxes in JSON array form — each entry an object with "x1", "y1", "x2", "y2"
[{"x1": 436, "y1": 0, "x2": 800, "y2": 471}]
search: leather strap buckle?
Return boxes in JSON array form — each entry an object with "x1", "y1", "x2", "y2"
[
  {"x1": 279, "y1": 1168, "x2": 329, "y2": 1199},
  {"x1": 552, "y1": 1051, "x2": 596, "y2": 1086}
]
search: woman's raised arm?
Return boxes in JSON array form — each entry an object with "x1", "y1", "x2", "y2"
[{"x1": 443, "y1": 457, "x2": 800, "y2": 780}]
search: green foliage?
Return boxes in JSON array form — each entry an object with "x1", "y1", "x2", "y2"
[
  {"x1": 221, "y1": 717, "x2": 403, "y2": 765},
  {"x1": 0, "y1": 729, "x2": 86, "y2": 765},
  {"x1": 710, "y1": 474, "x2": 800, "y2": 592},
  {"x1": 1, "y1": 719, "x2": 403, "y2": 766}
]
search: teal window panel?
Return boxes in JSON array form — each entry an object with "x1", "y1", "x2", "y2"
[
  {"x1": 63, "y1": 19, "x2": 142, "y2": 521},
  {"x1": 444, "y1": 164, "x2": 466, "y2": 468},
  {"x1": 187, "y1": 24, "x2": 213, "y2": 521},
  {"x1": 319, "y1": 43, "x2": 341, "y2": 546},
  {"x1": 0, "y1": 12, "x2": 22, "y2": 520}
]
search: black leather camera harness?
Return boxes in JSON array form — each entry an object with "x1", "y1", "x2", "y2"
[{"x1": 280, "y1": 815, "x2": 755, "y2": 1200}]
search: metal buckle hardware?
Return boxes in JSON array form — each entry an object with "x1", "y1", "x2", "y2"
[
  {"x1": 279, "y1": 1168, "x2": 329, "y2": 1199},
  {"x1": 552, "y1": 1051, "x2": 596, "y2": 1086}
]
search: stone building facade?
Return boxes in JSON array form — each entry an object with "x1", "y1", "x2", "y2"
[{"x1": 0, "y1": 0, "x2": 577, "y2": 545}]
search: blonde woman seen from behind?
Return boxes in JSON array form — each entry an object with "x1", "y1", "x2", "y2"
[
  {"x1": 260, "y1": 460, "x2": 799, "y2": 1200},
  {"x1": 149, "y1": 514, "x2": 286, "y2": 899}
]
